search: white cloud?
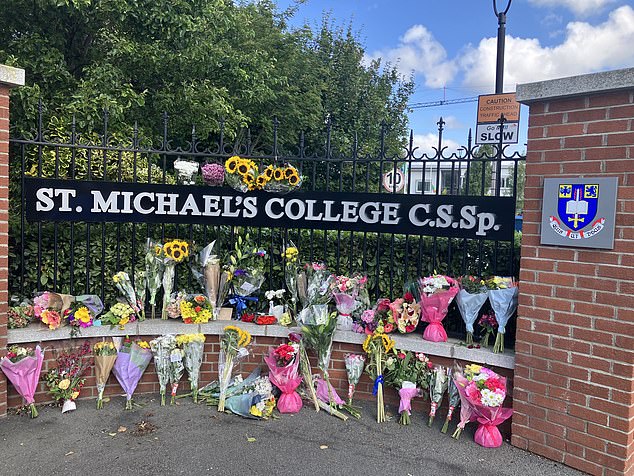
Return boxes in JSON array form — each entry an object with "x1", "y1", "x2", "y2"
[
  {"x1": 366, "y1": 25, "x2": 458, "y2": 87},
  {"x1": 529, "y1": 0, "x2": 616, "y2": 16},
  {"x1": 460, "y1": 5, "x2": 634, "y2": 91},
  {"x1": 412, "y1": 133, "x2": 462, "y2": 157},
  {"x1": 442, "y1": 116, "x2": 463, "y2": 130}
]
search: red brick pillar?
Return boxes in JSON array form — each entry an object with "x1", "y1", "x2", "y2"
[
  {"x1": 512, "y1": 68, "x2": 634, "y2": 476},
  {"x1": 0, "y1": 65, "x2": 25, "y2": 417}
]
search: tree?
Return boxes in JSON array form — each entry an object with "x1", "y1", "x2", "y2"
[{"x1": 463, "y1": 145, "x2": 494, "y2": 196}]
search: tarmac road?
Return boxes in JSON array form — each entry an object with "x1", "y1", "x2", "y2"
[{"x1": 0, "y1": 397, "x2": 583, "y2": 476}]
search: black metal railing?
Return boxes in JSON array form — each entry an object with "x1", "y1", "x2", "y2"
[{"x1": 9, "y1": 106, "x2": 524, "y2": 345}]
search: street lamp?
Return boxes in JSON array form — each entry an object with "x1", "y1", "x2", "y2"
[{"x1": 493, "y1": 0, "x2": 512, "y2": 94}]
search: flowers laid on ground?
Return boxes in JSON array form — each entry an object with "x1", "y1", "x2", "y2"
[
  {"x1": 264, "y1": 342, "x2": 303, "y2": 414},
  {"x1": 456, "y1": 276, "x2": 488, "y2": 345},
  {"x1": 363, "y1": 332, "x2": 394, "y2": 423},
  {"x1": 418, "y1": 274, "x2": 459, "y2": 342},
  {"x1": 201, "y1": 162, "x2": 225, "y2": 186},
  {"x1": 160, "y1": 239, "x2": 190, "y2": 319},
  {"x1": 288, "y1": 331, "x2": 320, "y2": 411},
  {"x1": 452, "y1": 364, "x2": 513, "y2": 447},
  {"x1": 442, "y1": 372, "x2": 461, "y2": 433},
  {"x1": 150, "y1": 335, "x2": 178, "y2": 406},
  {"x1": 112, "y1": 337, "x2": 153, "y2": 410},
  {"x1": 176, "y1": 334, "x2": 206, "y2": 403},
  {"x1": 427, "y1": 366, "x2": 449, "y2": 427},
  {"x1": 1, "y1": 345, "x2": 43, "y2": 417},
  {"x1": 145, "y1": 239, "x2": 165, "y2": 319},
  {"x1": 180, "y1": 294, "x2": 213, "y2": 324},
  {"x1": 93, "y1": 341, "x2": 118, "y2": 409},
  {"x1": 485, "y1": 277, "x2": 519, "y2": 353},
  {"x1": 45, "y1": 341, "x2": 92, "y2": 413},
  {"x1": 218, "y1": 325, "x2": 252, "y2": 412},
  {"x1": 113, "y1": 271, "x2": 144, "y2": 320},
  {"x1": 8, "y1": 302, "x2": 34, "y2": 329},
  {"x1": 101, "y1": 302, "x2": 137, "y2": 329},
  {"x1": 385, "y1": 350, "x2": 433, "y2": 425},
  {"x1": 344, "y1": 354, "x2": 366, "y2": 406}
]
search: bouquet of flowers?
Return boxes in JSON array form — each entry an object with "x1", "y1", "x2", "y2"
[
  {"x1": 418, "y1": 274, "x2": 459, "y2": 342},
  {"x1": 112, "y1": 338, "x2": 152, "y2": 410},
  {"x1": 93, "y1": 341, "x2": 118, "y2": 409},
  {"x1": 288, "y1": 332, "x2": 320, "y2": 411},
  {"x1": 226, "y1": 234, "x2": 266, "y2": 320},
  {"x1": 263, "y1": 163, "x2": 302, "y2": 193},
  {"x1": 478, "y1": 311, "x2": 498, "y2": 347},
  {"x1": 485, "y1": 277, "x2": 519, "y2": 353},
  {"x1": 384, "y1": 351, "x2": 419, "y2": 425},
  {"x1": 441, "y1": 371, "x2": 461, "y2": 433},
  {"x1": 45, "y1": 341, "x2": 92, "y2": 413},
  {"x1": 363, "y1": 332, "x2": 395, "y2": 423},
  {"x1": 0, "y1": 345, "x2": 43, "y2": 417},
  {"x1": 427, "y1": 366, "x2": 448, "y2": 427},
  {"x1": 299, "y1": 306, "x2": 337, "y2": 384},
  {"x1": 452, "y1": 364, "x2": 513, "y2": 447},
  {"x1": 282, "y1": 242, "x2": 300, "y2": 316},
  {"x1": 395, "y1": 292, "x2": 421, "y2": 333},
  {"x1": 113, "y1": 271, "x2": 144, "y2": 320},
  {"x1": 264, "y1": 289, "x2": 292, "y2": 326},
  {"x1": 195, "y1": 240, "x2": 231, "y2": 320},
  {"x1": 33, "y1": 291, "x2": 66, "y2": 330},
  {"x1": 218, "y1": 325, "x2": 252, "y2": 412},
  {"x1": 224, "y1": 156, "x2": 263, "y2": 192},
  {"x1": 168, "y1": 345, "x2": 185, "y2": 404},
  {"x1": 264, "y1": 342, "x2": 303, "y2": 413},
  {"x1": 225, "y1": 374, "x2": 277, "y2": 419},
  {"x1": 65, "y1": 295, "x2": 104, "y2": 336},
  {"x1": 8, "y1": 301, "x2": 34, "y2": 329},
  {"x1": 201, "y1": 161, "x2": 225, "y2": 186},
  {"x1": 150, "y1": 335, "x2": 177, "y2": 406},
  {"x1": 297, "y1": 262, "x2": 333, "y2": 311},
  {"x1": 101, "y1": 302, "x2": 137, "y2": 329},
  {"x1": 145, "y1": 239, "x2": 165, "y2": 319},
  {"x1": 174, "y1": 158, "x2": 199, "y2": 185},
  {"x1": 160, "y1": 239, "x2": 190, "y2": 319},
  {"x1": 331, "y1": 274, "x2": 368, "y2": 331},
  {"x1": 179, "y1": 294, "x2": 213, "y2": 324},
  {"x1": 176, "y1": 333, "x2": 206, "y2": 403},
  {"x1": 344, "y1": 353, "x2": 366, "y2": 405},
  {"x1": 455, "y1": 276, "x2": 488, "y2": 345}
]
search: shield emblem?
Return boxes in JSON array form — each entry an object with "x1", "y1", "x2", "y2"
[{"x1": 557, "y1": 184, "x2": 599, "y2": 231}]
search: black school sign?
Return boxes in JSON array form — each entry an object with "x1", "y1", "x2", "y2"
[{"x1": 24, "y1": 178, "x2": 515, "y2": 240}]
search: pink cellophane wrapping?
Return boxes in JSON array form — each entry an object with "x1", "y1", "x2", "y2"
[
  {"x1": 0, "y1": 345, "x2": 44, "y2": 405},
  {"x1": 420, "y1": 286, "x2": 459, "y2": 342},
  {"x1": 315, "y1": 375, "x2": 345, "y2": 405},
  {"x1": 264, "y1": 351, "x2": 303, "y2": 413},
  {"x1": 398, "y1": 386, "x2": 419, "y2": 415}
]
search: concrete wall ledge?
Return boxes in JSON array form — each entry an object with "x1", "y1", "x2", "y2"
[
  {"x1": 7, "y1": 320, "x2": 515, "y2": 370},
  {"x1": 0, "y1": 65, "x2": 25, "y2": 88},
  {"x1": 516, "y1": 67, "x2": 634, "y2": 104}
]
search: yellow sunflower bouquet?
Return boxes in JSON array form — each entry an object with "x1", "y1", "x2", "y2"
[
  {"x1": 225, "y1": 156, "x2": 262, "y2": 192},
  {"x1": 363, "y1": 331, "x2": 395, "y2": 423},
  {"x1": 159, "y1": 239, "x2": 190, "y2": 319},
  {"x1": 263, "y1": 163, "x2": 302, "y2": 194}
]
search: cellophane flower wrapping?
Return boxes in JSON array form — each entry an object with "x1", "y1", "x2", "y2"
[
  {"x1": 224, "y1": 375, "x2": 276, "y2": 419},
  {"x1": 229, "y1": 270, "x2": 265, "y2": 320},
  {"x1": 113, "y1": 272, "x2": 143, "y2": 320},
  {"x1": 218, "y1": 326, "x2": 252, "y2": 412},
  {"x1": 418, "y1": 275, "x2": 459, "y2": 342},
  {"x1": 282, "y1": 241, "x2": 300, "y2": 316},
  {"x1": 315, "y1": 374, "x2": 345, "y2": 405},
  {"x1": 399, "y1": 381, "x2": 419, "y2": 418},
  {"x1": 453, "y1": 364, "x2": 513, "y2": 447},
  {"x1": 201, "y1": 162, "x2": 225, "y2": 186},
  {"x1": 264, "y1": 347, "x2": 303, "y2": 413},
  {"x1": 395, "y1": 292, "x2": 421, "y2": 333},
  {"x1": 344, "y1": 354, "x2": 365, "y2": 405},
  {"x1": 455, "y1": 289, "x2": 488, "y2": 344},
  {"x1": 145, "y1": 239, "x2": 164, "y2": 319},
  {"x1": 428, "y1": 366, "x2": 448, "y2": 427},
  {"x1": 113, "y1": 341, "x2": 152, "y2": 410},
  {"x1": 298, "y1": 304, "x2": 336, "y2": 374},
  {"x1": 332, "y1": 292, "x2": 358, "y2": 331},
  {"x1": 174, "y1": 159, "x2": 199, "y2": 185},
  {"x1": 149, "y1": 335, "x2": 175, "y2": 406},
  {"x1": 159, "y1": 239, "x2": 190, "y2": 319},
  {"x1": 263, "y1": 163, "x2": 302, "y2": 194},
  {"x1": 487, "y1": 284, "x2": 519, "y2": 353},
  {"x1": 442, "y1": 372, "x2": 461, "y2": 433},
  {"x1": 299, "y1": 262, "x2": 333, "y2": 309},
  {"x1": 0, "y1": 345, "x2": 44, "y2": 418},
  {"x1": 168, "y1": 347, "x2": 185, "y2": 404},
  {"x1": 176, "y1": 334, "x2": 205, "y2": 402},
  {"x1": 93, "y1": 341, "x2": 117, "y2": 409}
]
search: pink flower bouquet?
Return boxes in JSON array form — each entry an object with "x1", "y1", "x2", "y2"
[
  {"x1": 1, "y1": 345, "x2": 44, "y2": 417},
  {"x1": 418, "y1": 275, "x2": 459, "y2": 342},
  {"x1": 264, "y1": 343, "x2": 303, "y2": 414},
  {"x1": 452, "y1": 364, "x2": 513, "y2": 448}
]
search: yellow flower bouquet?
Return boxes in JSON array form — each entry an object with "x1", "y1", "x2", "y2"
[{"x1": 159, "y1": 239, "x2": 190, "y2": 319}]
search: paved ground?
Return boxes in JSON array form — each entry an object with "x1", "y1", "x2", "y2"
[{"x1": 0, "y1": 397, "x2": 583, "y2": 476}]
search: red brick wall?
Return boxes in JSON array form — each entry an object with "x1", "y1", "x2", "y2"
[
  {"x1": 6, "y1": 334, "x2": 513, "y2": 436},
  {"x1": 0, "y1": 85, "x2": 10, "y2": 418},
  {"x1": 512, "y1": 89, "x2": 634, "y2": 476}
]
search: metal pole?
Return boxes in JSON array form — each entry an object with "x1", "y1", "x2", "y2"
[{"x1": 493, "y1": 0, "x2": 512, "y2": 94}]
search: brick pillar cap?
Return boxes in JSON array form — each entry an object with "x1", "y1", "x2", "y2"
[
  {"x1": 516, "y1": 67, "x2": 634, "y2": 104},
  {"x1": 0, "y1": 64, "x2": 25, "y2": 88}
]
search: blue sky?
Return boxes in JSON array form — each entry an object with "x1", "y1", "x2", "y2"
[{"x1": 276, "y1": 0, "x2": 634, "y2": 152}]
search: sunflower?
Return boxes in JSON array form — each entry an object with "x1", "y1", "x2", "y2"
[
  {"x1": 273, "y1": 168, "x2": 284, "y2": 181},
  {"x1": 180, "y1": 241, "x2": 189, "y2": 258},
  {"x1": 263, "y1": 165, "x2": 274, "y2": 180},
  {"x1": 256, "y1": 175, "x2": 267, "y2": 187},
  {"x1": 288, "y1": 172, "x2": 300, "y2": 186},
  {"x1": 243, "y1": 173, "x2": 255, "y2": 184},
  {"x1": 163, "y1": 241, "x2": 174, "y2": 257},
  {"x1": 284, "y1": 166, "x2": 295, "y2": 178},
  {"x1": 225, "y1": 156, "x2": 240, "y2": 174},
  {"x1": 236, "y1": 160, "x2": 250, "y2": 176},
  {"x1": 154, "y1": 245, "x2": 163, "y2": 256}
]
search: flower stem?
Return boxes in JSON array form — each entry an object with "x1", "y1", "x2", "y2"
[
  {"x1": 30, "y1": 403, "x2": 38, "y2": 418},
  {"x1": 452, "y1": 427, "x2": 462, "y2": 439},
  {"x1": 493, "y1": 332, "x2": 504, "y2": 353},
  {"x1": 441, "y1": 417, "x2": 450, "y2": 433},
  {"x1": 466, "y1": 332, "x2": 473, "y2": 345}
]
